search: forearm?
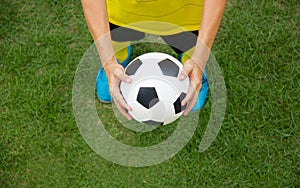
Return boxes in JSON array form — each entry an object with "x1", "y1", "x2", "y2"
[
  {"x1": 198, "y1": 0, "x2": 227, "y2": 49},
  {"x1": 81, "y1": 0, "x2": 110, "y2": 41},
  {"x1": 190, "y1": 0, "x2": 226, "y2": 69},
  {"x1": 81, "y1": 0, "x2": 115, "y2": 64}
]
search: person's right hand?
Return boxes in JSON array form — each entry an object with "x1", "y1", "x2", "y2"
[{"x1": 103, "y1": 57, "x2": 133, "y2": 120}]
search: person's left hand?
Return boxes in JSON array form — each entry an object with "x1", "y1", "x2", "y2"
[{"x1": 179, "y1": 58, "x2": 204, "y2": 116}]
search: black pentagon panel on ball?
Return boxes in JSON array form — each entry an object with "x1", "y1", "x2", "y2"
[
  {"x1": 142, "y1": 120, "x2": 164, "y2": 126},
  {"x1": 125, "y1": 59, "x2": 142, "y2": 75},
  {"x1": 158, "y1": 58, "x2": 179, "y2": 77},
  {"x1": 173, "y1": 92, "x2": 187, "y2": 114},
  {"x1": 137, "y1": 87, "x2": 159, "y2": 109}
]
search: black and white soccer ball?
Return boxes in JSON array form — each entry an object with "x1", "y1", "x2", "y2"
[{"x1": 120, "y1": 52, "x2": 190, "y2": 126}]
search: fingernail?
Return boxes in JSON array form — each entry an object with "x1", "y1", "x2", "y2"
[
  {"x1": 125, "y1": 77, "x2": 131, "y2": 83},
  {"x1": 179, "y1": 74, "x2": 185, "y2": 80}
]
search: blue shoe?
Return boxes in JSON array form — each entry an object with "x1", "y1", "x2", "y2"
[
  {"x1": 96, "y1": 46, "x2": 132, "y2": 103},
  {"x1": 191, "y1": 68, "x2": 208, "y2": 111},
  {"x1": 180, "y1": 54, "x2": 209, "y2": 111}
]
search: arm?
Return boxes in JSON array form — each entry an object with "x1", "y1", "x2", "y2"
[
  {"x1": 81, "y1": 0, "x2": 109, "y2": 41},
  {"x1": 81, "y1": 0, "x2": 132, "y2": 119},
  {"x1": 181, "y1": 0, "x2": 227, "y2": 115},
  {"x1": 199, "y1": 0, "x2": 227, "y2": 49},
  {"x1": 81, "y1": 0, "x2": 114, "y2": 64}
]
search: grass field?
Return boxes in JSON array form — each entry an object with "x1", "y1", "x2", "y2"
[{"x1": 1, "y1": 0, "x2": 299, "y2": 187}]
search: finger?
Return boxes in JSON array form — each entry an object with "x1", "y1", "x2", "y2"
[
  {"x1": 181, "y1": 82, "x2": 197, "y2": 106},
  {"x1": 110, "y1": 85, "x2": 132, "y2": 120},
  {"x1": 179, "y1": 70, "x2": 188, "y2": 80},
  {"x1": 179, "y1": 61, "x2": 193, "y2": 80},
  {"x1": 111, "y1": 86, "x2": 132, "y2": 118},
  {"x1": 115, "y1": 68, "x2": 132, "y2": 83},
  {"x1": 183, "y1": 92, "x2": 199, "y2": 116},
  {"x1": 114, "y1": 98, "x2": 132, "y2": 120},
  {"x1": 111, "y1": 86, "x2": 132, "y2": 112}
]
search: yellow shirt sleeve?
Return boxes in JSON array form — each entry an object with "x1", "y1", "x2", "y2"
[{"x1": 107, "y1": 0, "x2": 204, "y2": 35}]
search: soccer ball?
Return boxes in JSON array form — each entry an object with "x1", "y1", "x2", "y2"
[{"x1": 120, "y1": 52, "x2": 190, "y2": 126}]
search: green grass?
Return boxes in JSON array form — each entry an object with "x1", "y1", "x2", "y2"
[{"x1": 1, "y1": 0, "x2": 299, "y2": 187}]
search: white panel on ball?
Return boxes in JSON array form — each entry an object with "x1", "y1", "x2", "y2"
[{"x1": 120, "y1": 52, "x2": 190, "y2": 126}]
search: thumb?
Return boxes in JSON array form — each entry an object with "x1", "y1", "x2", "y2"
[
  {"x1": 179, "y1": 62, "x2": 192, "y2": 80},
  {"x1": 116, "y1": 69, "x2": 132, "y2": 83}
]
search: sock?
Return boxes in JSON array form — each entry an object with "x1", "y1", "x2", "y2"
[
  {"x1": 181, "y1": 47, "x2": 195, "y2": 64},
  {"x1": 112, "y1": 41, "x2": 131, "y2": 64}
]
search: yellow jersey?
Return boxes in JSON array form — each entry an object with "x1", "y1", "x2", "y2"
[{"x1": 107, "y1": 0, "x2": 204, "y2": 35}]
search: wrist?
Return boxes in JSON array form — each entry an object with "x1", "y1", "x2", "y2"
[
  {"x1": 190, "y1": 38, "x2": 211, "y2": 69},
  {"x1": 103, "y1": 55, "x2": 117, "y2": 69},
  {"x1": 197, "y1": 33, "x2": 214, "y2": 50},
  {"x1": 95, "y1": 33, "x2": 115, "y2": 66}
]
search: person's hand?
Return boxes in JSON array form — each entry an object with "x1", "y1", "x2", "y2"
[
  {"x1": 179, "y1": 58, "x2": 204, "y2": 116},
  {"x1": 103, "y1": 58, "x2": 132, "y2": 120}
]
